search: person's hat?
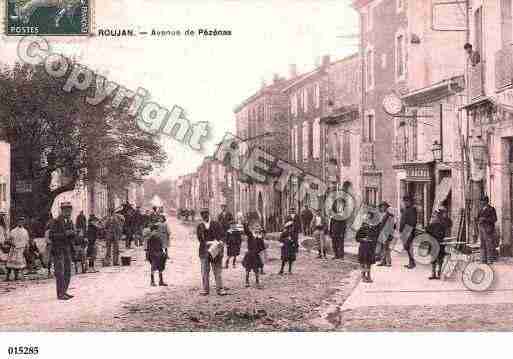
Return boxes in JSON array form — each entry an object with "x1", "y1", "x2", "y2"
[
  {"x1": 61, "y1": 202, "x2": 73, "y2": 209},
  {"x1": 378, "y1": 201, "x2": 390, "y2": 209},
  {"x1": 199, "y1": 207, "x2": 209, "y2": 214}
]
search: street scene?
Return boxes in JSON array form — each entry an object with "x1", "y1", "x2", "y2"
[{"x1": 2, "y1": 0, "x2": 513, "y2": 336}]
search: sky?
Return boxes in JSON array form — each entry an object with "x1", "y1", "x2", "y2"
[{"x1": 1, "y1": 0, "x2": 359, "y2": 181}]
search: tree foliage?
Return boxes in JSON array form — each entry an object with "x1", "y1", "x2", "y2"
[{"x1": 0, "y1": 61, "x2": 167, "y2": 228}]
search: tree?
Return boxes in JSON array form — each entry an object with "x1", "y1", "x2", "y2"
[{"x1": 0, "y1": 61, "x2": 167, "y2": 232}]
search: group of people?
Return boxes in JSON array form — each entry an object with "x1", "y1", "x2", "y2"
[{"x1": 196, "y1": 205, "x2": 301, "y2": 295}]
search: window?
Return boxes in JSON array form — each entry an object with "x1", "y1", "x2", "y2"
[
  {"x1": 364, "y1": 111, "x2": 375, "y2": 142},
  {"x1": 313, "y1": 118, "x2": 321, "y2": 159},
  {"x1": 303, "y1": 88, "x2": 309, "y2": 113},
  {"x1": 364, "y1": 187, "x2": 378, "y2": 206},
  {"x1": 291, "y1": 125, "x2": 298, "y2": 162},
  {"x1": 0, "y1": 182, "x2": 6, "y2": 202},
  {"x1": 342, "y1": 131, "x2": 351, "y2": 167},
  {"x1": 397, "y1": 0, "x2": 404, "y2": 13},
  {"x1": 366, "y1": 46, "x2": 375, "y2": 90},
  {"x1": 290, "y1": 93, "x2": 298, "y2": 116},
  {"x1": 396, "y1": 31, "x2": 406, "y2": 81},
  {"x1": 501, "y1": 0, "x2": 512, "y2": 47},
  {"x1": 302, "y1": 121, "x2": 309, "y2": 161},
  {"x1": 314, "y1": 83, "x2": 320, "y2": 108}
]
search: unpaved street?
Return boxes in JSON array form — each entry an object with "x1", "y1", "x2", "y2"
[{"x1": 0, "y1": 217, "x2": 357, "y2": 331}]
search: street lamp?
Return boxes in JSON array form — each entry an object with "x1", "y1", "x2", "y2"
[{"x1": 431, "y1": 140, "x2": 443, "y2": 162}]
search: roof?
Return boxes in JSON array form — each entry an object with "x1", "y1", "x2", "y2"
[{"x1": 233, "y1": 78, "x2": 294, "y2": 113}]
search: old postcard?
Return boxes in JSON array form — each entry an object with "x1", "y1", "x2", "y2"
[{"x1": 0, "y1": 0, "x2": 512, "y2": 356}]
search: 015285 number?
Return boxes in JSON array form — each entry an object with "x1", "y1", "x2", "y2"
[{"x1": 7, "y1": 346, "x2": 39, "y2": 356}]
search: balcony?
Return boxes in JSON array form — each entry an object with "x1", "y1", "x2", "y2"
[
  {"x1": 495, "y1": 47, "x2": 513, "y2": 90},
  {"x1": 469, "y1": 63, "x2": 484, "y2": 100},
  {"x1": 360, "y1": 142, "x2": 375, "y2": 169}
]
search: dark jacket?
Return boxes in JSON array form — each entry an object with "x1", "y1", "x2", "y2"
[
  {"x1": 400, "y1": 205, "x2": 417, "y2": 240},
  {"x1": 329, "y1": 217, "x2": 347, "y2": 238},
  {"x1": 284, "y1": 214, "x2": 301, "y2": 242},
  {"x1": 49, "y1": 215, "x2": 75, "y2": 251},
  {"x1": 478, "y1": 205, "x2": 497, "y2": 228},
  {"x1": 196, "y1": 220, "x2": 223, "y2": 258},
  {"x1": 217, "y1": 211, "x2": 234, "y2": 235},
  {"x1": 76, "y1": 213, "x2": 87, "y2": 235}
]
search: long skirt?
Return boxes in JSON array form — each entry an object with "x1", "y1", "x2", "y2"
[
  {"x1": 358, "y1": 241, "x2": 376, "y2": 266},
  {"x1": 226, "y1": 236, "x2": 242, "y2": 257},
  {"x1": 281, "y1": 242, "x2": 297, "y2": 262},
  {"x1": 150, "y1": 253, "x2": 166, "y2": 272},
  {"x1": 6, "y1": 246, "x2": 26, "y2": 270},
  {"x1": 242, "y1": 251, "x2": 263, "y2": 271}
]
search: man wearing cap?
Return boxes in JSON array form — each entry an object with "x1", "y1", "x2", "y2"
[
  {"x1": 49, "y1": 202, "x2": 76, "y2": 300},
  {"x1": 329, "y1": 199, "x2": 348, "y2": 259},
  {"x1": 477, "y1": 196, "x2": 497, "y2": 264},
  {"x1": 196, "y1": 207, "x2": 226, "y2": 296},
  {"x1": 400, "y1": 196, "x2": 418, "y2": 269},
  {"x1": 104, "y1": 207, "x2": 124, "y2": 267}
]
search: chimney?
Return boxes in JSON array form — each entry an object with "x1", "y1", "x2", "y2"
[
  {"x1": 289, "y1": 64, "x2": 297, "y2": 78},
  {"x1": 321, "y1": 55, "x2": 331, "y2": 69}
]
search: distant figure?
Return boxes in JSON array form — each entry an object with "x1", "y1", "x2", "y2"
[
  {"x1": 242, "y1": 222, "x2": 264, "y2": 288},
  {"x1": 104, "y1": 208, "x2": 124, "y2": 267},
  {"x1": 217, "y1": 203, "x2": 234, "y2": 241},
  {"x1": 464, "y1": 43, "x2": 481, "y2": 67},
  {"x1": 146, "y1": 223, "x2": 168, "y2": 287},
  {"x1": 76, "y1": 210, "x2": 87, "y2": 238},
  {"x1": 86, "y1": 214, "x2": 100, "y2": 273},
  {"x1": 5, "y1": 216, "x2": 30, "y2": 282},
  {"x1": 400, "y1": 196, "x2": 418, "y2": 269},
  {"x1": 356, "y1": 210, "x2": 379, "y2": 283},
  {"x1": 426, "y1": 207, "x2": 452, "y2": 280},
  {"x1": 311, "y1": 209, "x2": 327, "y2": 259},
  {"x1": 477, "y1": 196, "x2": 497, "y2": 265},
  {"x1": 278, "y1": 221, "x2": 298, "y2": 275},
  {"x1": 329, "y1": 199, "x2": 347, "y2": 260},
  {"x1": 301, "y1": 205, "x2": 313, "y2": 236},
  {"x1": 225, "y1": 214, "x2": 243, "y2": 268},
  {"x1": 376, "y1": 202, "x2": 395, "y2": 267}
]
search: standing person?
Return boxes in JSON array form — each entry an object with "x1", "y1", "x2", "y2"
[
  {"x1": 5, "y1": 216, "x2": 30, "y2": 282},
  {"x1": 329, "y1": 199, "x2": 347, "y2": 260},
  {"x1": 104, "y1": 208, "x2": 124, "y2": 267},
  {"x1": 121, "y1": 203, "x2": 135, "y2": 249},
  {"x1": 400, "y1": 196, "x2": 418, "y2": 269},
  {"x1": 217, "y1": 204, "x2": 234, "y2": 241},
  {"x1": 146, "y1": 223, "x2": 168, "y2": 286},
  {"x1": 278, "y1": 221, "x2": 298, "y2": 275},
  {"x1": 376, "y1": 202, "x2": 395, "y2": 267},
  {"x1": 225, "y1": 214, "x2": 243, "y2": 268},
  {"x1": 134, "y1": 206, "x2": 144, "y2": 247},
  {"x1": 24, "y1": 237, "x2": 42, "y2": 274},
  {"x1": 301, "y1": 205, "x2": 313, "y2": 236},
  {"x1": 150, "y1": 206, "x2": 160, "y2": 224},
  {"x1": 86, "y1": 214, "x2": 100, "y2": 273},
  {"x1": 477, "y1": 196, "x2": 497, "y2": 265},
  {"x1": 76, "y1": 210, "x2": 87, "y2": 239},
  {"x1": 49, "y1": 202, "x2": 76, "y2": 300},
  {"x1": 0, "y1": 214, "x2": 9, "y2": 275},
  {"x1": 356, "y1": 210, "x2": 379, "y2": 283},
  {"x1": 43, "y1": 219, "x2": 54, "y2": 278},
  {"x1": 426, "y1": 207, "x2": 452, "y2": 279},
  {"x1": 196, "y1": 207, "x2": 226, "y2": 296},
  {"x1": 158, "y1": 215, "x2": 170, "y2": 261},
  {"x1": 311, "y1": 210, "x2": 327, "y2": 259},
  {"x1": 284, "y1": 208, "x2": 301, "y2": 246},
  {"x1": 242, "y1": 221, "x2": 264, "y2": 288}
]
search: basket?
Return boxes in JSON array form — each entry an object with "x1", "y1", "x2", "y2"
[{"x1": 121, "y1": 256, "x2": 131, "y2": 266}]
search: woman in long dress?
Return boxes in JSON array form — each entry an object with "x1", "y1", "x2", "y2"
[
  {"x1": 225, "y1": 220, "x2": 243, "y2": 268},
  {"x1": 242, "y1": 222, "x2": 264, "y2": 288},
  {"x1": 5, "y1": 217, "x2": 30, "y2": 281}
]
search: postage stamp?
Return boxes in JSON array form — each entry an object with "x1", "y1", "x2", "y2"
[{"x1": 5, "y1": 0, "x2": 91, "y2": 36}]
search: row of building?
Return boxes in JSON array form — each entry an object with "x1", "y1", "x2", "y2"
[{"x1": 178, "y1": 0, "x2": 513, "y2": 256}]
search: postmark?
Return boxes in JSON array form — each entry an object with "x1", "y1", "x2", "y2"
[{"x1": 5, "y1": 0, "x2": 91, "y2": 36}]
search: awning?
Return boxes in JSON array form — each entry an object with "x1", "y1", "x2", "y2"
[
  {"x1": 402, "y1": 76, "x2": 465, "y2": 107},
  {"x1": 433, "y1": 177, "x2": 452, "y2": 211}
]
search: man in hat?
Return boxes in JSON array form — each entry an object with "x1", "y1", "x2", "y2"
[
  {"x1": 49, "y1": 202, "x2": 75, "y2": 300},
  {"x1": 104, "y1": 207, "x2": 124, "y2": 267},
  {"x1": 400, "y1": 196, "x2": 418, "y2": 269},
  {"x1": 329, "y1": 199, "x2": 348, "y2": 259},
  {"x1": 376, "y1": 202, "x2": 395, "y2": 267},
  {"x1": 477, "y1": 196, "x2": 497, "y2": 264},
  {"x1": 196, "y1": 207, "x2": 226, "y2": 296}
]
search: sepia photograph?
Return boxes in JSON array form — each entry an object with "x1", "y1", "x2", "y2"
[{"x1": 0, "y1": 0, "x2": 512, "y2": 357}]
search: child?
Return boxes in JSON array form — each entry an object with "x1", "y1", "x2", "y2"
[
  {"x1": 146, "y1": 224, "x2": 168, "y2": 287},
  {"x1": 279, "y1": 221, "x2": 298, "y2": 275},
  {"x1": 72, "y1": 230, "x2": 87, "y2": 274},
  {"x1": 311, "y1": 210, "x2": 327, "y2": 259},
  {"x1": 242, "y1": 223, "x2": 264, "y2": 288},
  {"x1": 356, "y1": 210, "x2": 379, "y2": 283},
  {"x1": 86, "y1": 215, "x2": 100, "y2": 273},
  {"x1": 225, "y1": 220, "x2": 243, "y2": 269},
  {"x1": 254, "y1": 224, "x2": 267, "y2": 275}
]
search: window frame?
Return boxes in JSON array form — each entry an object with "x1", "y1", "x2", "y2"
[
  {"x1": 364, "y1": 109, "x2": 376, "y2": 143},
  {"x1": 302, "y1": 121, "x2": 309, "y2": 162},
  {"x1": 365, "y1": 44, "x2": 375, "y2": 91},
  {"x1": 312, "y1": 118, "x2": 321, "y2": 160},
  {"x1": 314, "y1": 83, "x2": 320, "y2": 109}
]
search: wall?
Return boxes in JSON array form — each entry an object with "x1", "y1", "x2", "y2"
[{"x1": 0, "y1": 141, "x2": 11, "y2": 228}]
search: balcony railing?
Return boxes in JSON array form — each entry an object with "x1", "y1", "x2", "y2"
[
  {"x1": 495, "y1": 47, "x2": 513, "y2": 90},
  {"x1": 469, "y1": 63, "x2": 484, "y2": 100},
  {"x1": 360, "y1": 142, "x2": 375, "y2": 169}
]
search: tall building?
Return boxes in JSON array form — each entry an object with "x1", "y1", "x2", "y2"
[{"x1": 233, "y1": 75, "x2": 291, "y2": 229}]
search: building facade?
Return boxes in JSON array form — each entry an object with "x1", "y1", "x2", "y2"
[{"x1": 0, "y1": 140, "x2": 11, "y2": 228}]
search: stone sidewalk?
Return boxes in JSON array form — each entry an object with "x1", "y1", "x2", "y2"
[{"x1": 341, "y1": 248, "x2": 513, "y2": 310}]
